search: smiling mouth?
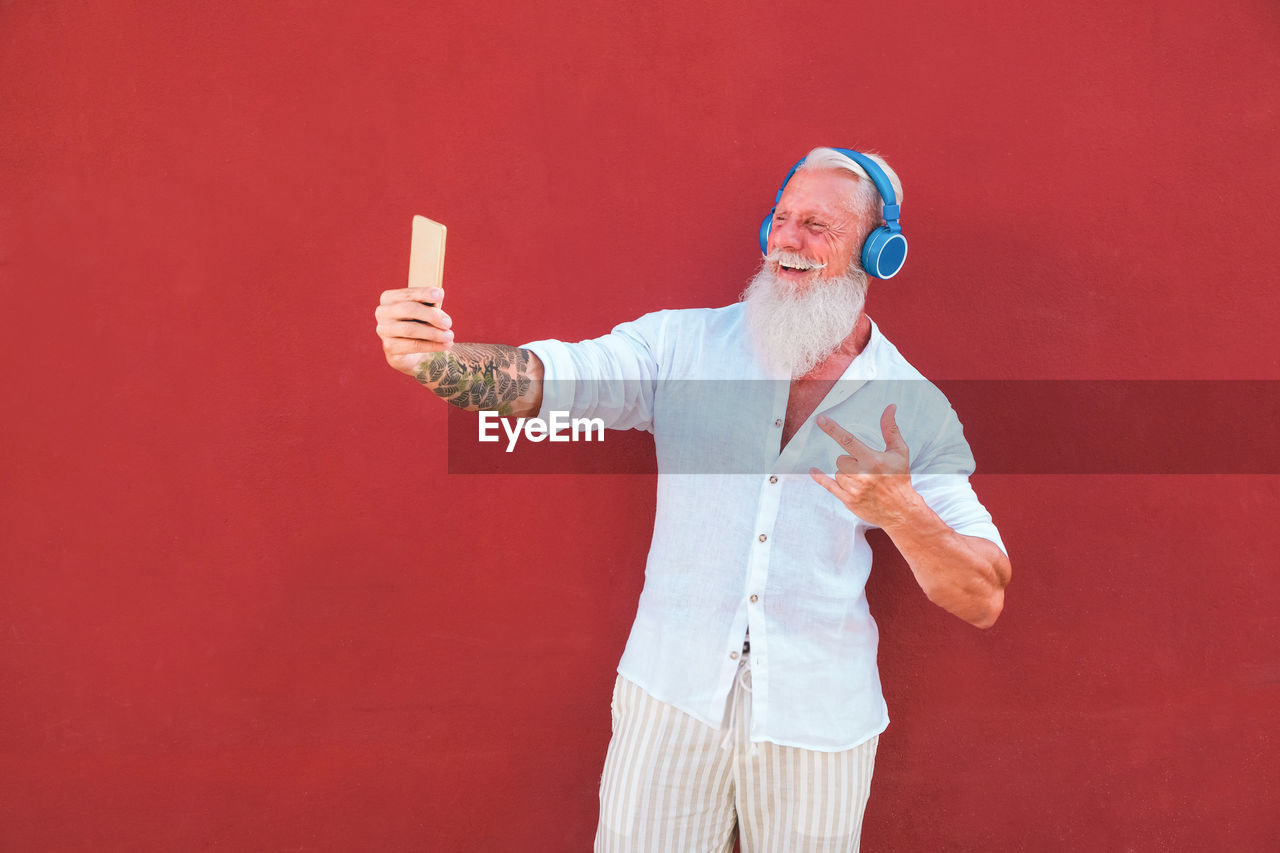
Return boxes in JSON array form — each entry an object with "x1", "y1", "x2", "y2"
[
  {"x1": 769, "y1": 249, "x2": 828, "y2": 276},
  {"x1": 771, "y1": 250, "x2": 827, "y2": 274}
]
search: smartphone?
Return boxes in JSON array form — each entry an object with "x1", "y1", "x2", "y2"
[{"x1": 408, "y1": 215, "x2": 447, "y2": 306}]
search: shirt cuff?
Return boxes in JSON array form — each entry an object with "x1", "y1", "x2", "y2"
[
  {"x1": 521, "y1": 338, "x2": 575, "y2": 421},
  {"x1": 953, "y1": 523, "x2": 1008, "y2": 557}
]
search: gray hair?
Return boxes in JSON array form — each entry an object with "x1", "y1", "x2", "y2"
[{"x1": 795, "y1": 147, "x2": 904, "y2": 228}]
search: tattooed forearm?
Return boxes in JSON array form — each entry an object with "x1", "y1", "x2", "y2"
[{"x1": 413, "y1": 344, "x2": 544, "y2": 417}]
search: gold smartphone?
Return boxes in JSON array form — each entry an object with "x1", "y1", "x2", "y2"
[{"x1": 408, "y1": 215, "x2": 447, "y2": 305}]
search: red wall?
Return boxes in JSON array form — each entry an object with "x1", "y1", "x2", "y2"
[{"x1": 3, "y1": 2, "x2": 1278, "y2": 849}]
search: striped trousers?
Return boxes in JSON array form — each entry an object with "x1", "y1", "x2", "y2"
[{"x1": 595, "y1": 653, "x2": 878, "y2": 852}]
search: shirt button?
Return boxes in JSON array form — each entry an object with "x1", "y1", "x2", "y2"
[
  {"x1": 730, "y1": 651, "x2": 739, "y2": 660},
  {"x1": 749, "y1": 594, "x2": 759, "y2": 603},
  {"x1": 774, "y1": 418, "x2": 783, "y2": 428},
  {"x1": 768, "y1": 475, "x2": 778, "y2": 484},
  {"x1": 758, "y1": 533, "x2": 767, "y2": 542}
]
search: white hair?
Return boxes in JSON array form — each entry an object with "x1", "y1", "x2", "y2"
[{"x1": 795, "y1": 147, "x2": 903, "y2": 229}]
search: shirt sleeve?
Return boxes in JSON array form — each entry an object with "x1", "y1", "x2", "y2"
[
  {"x1": 909, "y1": 403, "x2": 1008, "y2": 556},
  {"x1": 522, "y1": 311, "x2": 668, "y2": 433}
]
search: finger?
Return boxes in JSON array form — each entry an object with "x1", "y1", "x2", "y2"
[
  {"x1": 380, "y1": 286, "x2": 445, "y2": 306},
  {"x1": 376, "y1": 301, "x2": 452, "y2": 328},
  {"x1": 808, "y1": 468, "x2": 860, "y2": 507},
  {"x1": 879, "y1": 404, "x2": 909, "y2": 457},
  {"x1": 809, "y1": 467, "x2": 853, "y2": 503},
  {"x1": 834, "y1": 454, "x2": 866, "y2": 475},
  {"x1": 384, "y1": 336, "x2": 453, "y2": 355},
  {"x1": 816, "y1": 414, "x2": 874, "y2": 456},
  {"x1": 377, "y1": 320, "x2": 455, "y2": 343},
  {"x1": 833, "y1": 471, "x2": 870, "y2": 493},
  {"x1": 379, "y1": 286, "x2": 444, "y2": 305}
]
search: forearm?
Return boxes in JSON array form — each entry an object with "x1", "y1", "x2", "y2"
[
  {"x1": 879, "y1": 495, "x2": 1012, "y2": 629},
  {"x1": 412, "y1": 344, "x2": 544, "y2": 417}
]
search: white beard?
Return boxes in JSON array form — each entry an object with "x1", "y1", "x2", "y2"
[{"x1": 741, "y1": 252, "x2": 869, "y2": 376}]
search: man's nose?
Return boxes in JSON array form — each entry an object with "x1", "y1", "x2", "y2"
[{"x1": 770, "y1": 219, "x2": 804, "y2": 252}]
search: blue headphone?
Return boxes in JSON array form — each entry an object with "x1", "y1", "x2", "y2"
[{"x1": 758, "y1": 148, "x2": 908, "y2": 280}]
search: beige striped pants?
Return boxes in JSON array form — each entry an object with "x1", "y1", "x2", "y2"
[{"x1": 595, "y1": 654, "x2": 878, "y2": 852}]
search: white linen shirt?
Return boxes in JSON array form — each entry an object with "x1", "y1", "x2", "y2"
[{"x1": 524, "y1": 304, "x2": 1005, "y2": 751}]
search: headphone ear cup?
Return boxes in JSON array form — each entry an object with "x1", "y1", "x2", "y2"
[
  {"x1": 759, "y1": 212, "x2": 773, "y2": 255},
  {"x1": 861, "y1": 228, "x2": 909, "y2": 279}
]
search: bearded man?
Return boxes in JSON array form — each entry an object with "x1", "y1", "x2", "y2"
[{"x1": 374, "y1": 147, "x2": 1012, "y2": 852}]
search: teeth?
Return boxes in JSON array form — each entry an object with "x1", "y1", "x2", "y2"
[{"x1": 771, "y1": 252, "x2": 825, "y2": 272}]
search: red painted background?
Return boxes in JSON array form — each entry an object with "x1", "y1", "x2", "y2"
[{"x1": 3, "y1": 2, "x2": 1278, "y2": 850}]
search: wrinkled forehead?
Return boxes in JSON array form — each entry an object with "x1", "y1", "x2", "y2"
[{"x1": 777, "y1": 168, "x2": 863, "y2": 217}]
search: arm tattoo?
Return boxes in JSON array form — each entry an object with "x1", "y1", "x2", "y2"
[{"x1": 414, "y1": 344, "x2": 537, "y2": 416}]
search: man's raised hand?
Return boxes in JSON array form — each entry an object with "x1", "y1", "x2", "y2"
[
  {"x1": 809, "y1": 404, "x2": 919, "y2": 528},
  {"x1": 375, "y1": 286, "x2": 455, "y2": 375}
]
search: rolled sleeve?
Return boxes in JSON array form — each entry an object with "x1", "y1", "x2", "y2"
[
  {"x1": 907, "y1": 397, "x2": 1007, "y2": 555},
  {"x1": 912, "y1": 473, "x2": 1008, "y2": 556},
  {"x1": 522, "y1": 312, "x2": 667, "y2": 432},
  {"x1": 521, "y1": 338, "x2": 578, "y2": 422}
]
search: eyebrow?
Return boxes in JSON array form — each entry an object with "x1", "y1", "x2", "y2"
[
  {"x1": 776, "y1": 203, "x2": 847, "y2": 223},
  {"x1": 779, "y1": 211, "x2": 846, "y2": 232}
]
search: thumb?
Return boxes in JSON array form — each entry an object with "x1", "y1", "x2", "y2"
[{"x1": 880, "y1": 404, "x2": 908, "y2": 456}]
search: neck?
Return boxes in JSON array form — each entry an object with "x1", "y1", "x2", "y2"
[{"x1": 796, "y1": 312, "x2": 871, "y2": 380}]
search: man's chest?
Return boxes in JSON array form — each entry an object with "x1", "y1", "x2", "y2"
[{"x1": 782, "y1": 377, "x2": 841, "y2": 450}]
